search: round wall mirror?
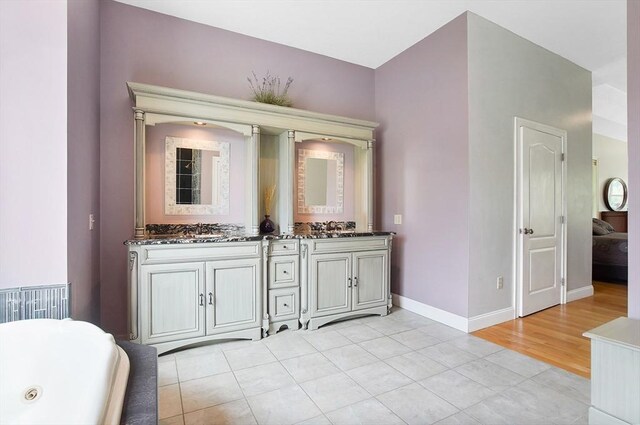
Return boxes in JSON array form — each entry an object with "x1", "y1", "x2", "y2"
[{"x1": 604, "y1": 178, "x2": 628, "y2": 211}]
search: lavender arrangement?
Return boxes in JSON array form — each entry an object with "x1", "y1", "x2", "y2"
[{"x1": 247, "y1": 71, "x2": 294, "y2": 107}]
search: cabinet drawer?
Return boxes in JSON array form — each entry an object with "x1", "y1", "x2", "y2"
[
  {"x1": 269, "y1": 240, "x2": 299, "y2": 255},
  {"x1": 269, "y1": 288, "x2": 299, "y2": 321},
  {"x1": 141, "y1": 242, "x2": 261, "y2": 264},
  {"x1": 308, "y1": 237, "x2": 389, "y2": 254},
  {"x1": 268, "y1": 255, "x2": 299, "y2": 289}
]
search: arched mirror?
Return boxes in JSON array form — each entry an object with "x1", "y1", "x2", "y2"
[{"x1": 604, "y1": 178, "x2": 628, "y2": 211}]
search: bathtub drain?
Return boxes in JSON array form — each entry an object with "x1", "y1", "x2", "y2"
[{"x1": 23, "y1": 386, "x2": 42, "y2": 402}]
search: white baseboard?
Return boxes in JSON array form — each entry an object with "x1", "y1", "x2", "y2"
[
  {"x1": 391, "y1": 293, "x2": 469, "y2": 332},
  {"x1": 468, "y1": 307, "x2": 515, "y2": 332},
  {"x1": 566, "y1": 284, "x2": 594, "y2": 303},
  {"x1": 391, "y1": 293, "x2": 515, "y2": 333}
]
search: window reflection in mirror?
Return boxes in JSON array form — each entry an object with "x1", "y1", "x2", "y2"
[
  {"x1": 175, "y1": 147, "x2": 221, "y2": 205},
  {"x1": 165, "y1": 136, "x2": 230, "y2": 215},
  {"x1": 145, "y1": 122, "x2": 247, "y2": 224}
]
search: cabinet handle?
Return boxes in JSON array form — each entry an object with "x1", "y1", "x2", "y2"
[
  {"x1": 347, "y1": 278, "x2": 352, "y2": 288},
  {"x1": 208, "y1": 292, "x2": 213, "y2": 305},
  {"x1": 199, "y1": 293, "x2": 204, "y2": 306},
  {"x1": 353, "y1": 277, "x2": 358, "y2": 287}
]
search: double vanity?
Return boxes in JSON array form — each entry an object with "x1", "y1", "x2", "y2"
[{"x1": 125, "y1": 82, "x2": 392, "y2": 354}]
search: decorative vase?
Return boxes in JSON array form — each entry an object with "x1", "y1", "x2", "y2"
[{"x1": 259, "y1": 215, "x2": 275, "y2": 234}]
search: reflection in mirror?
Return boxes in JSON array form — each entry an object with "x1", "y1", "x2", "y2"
[
  {"x1": 298, "y1": 149, "x2": 343, "y2": 214},
  {"x1": 305, "y1": 158, "x2": 330, "y2": 205},
  {"x1": 166, "y1": 137, "x2": 230, "y2": 215},
  {"x1": 176, "y1": 147, "x2": 220, "y2": 205},
  {"x1": 604, "y1": 177, "x2": 628, "y2": 211}
]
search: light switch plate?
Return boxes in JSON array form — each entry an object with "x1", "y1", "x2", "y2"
[{"x1": 394, "y1": 214, "x2": 402, "y2": 225}]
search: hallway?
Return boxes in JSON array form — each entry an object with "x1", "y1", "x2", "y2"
[{"x1": 473, "y1": 282, "x2": 628, "y2": 377}]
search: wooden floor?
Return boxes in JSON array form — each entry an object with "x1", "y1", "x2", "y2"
[{"x1": 473, "y1": 282, "x2": 628, "y2": 378}]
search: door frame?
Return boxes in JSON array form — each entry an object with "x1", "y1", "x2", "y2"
[{"x1": 513, "y1": 117, "x2": 568, "y2": 317}]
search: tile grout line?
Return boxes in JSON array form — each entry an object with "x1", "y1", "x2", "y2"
[
  {"x1": 264, "y1": 338, "x2": 332, "y2": 422},
  {"x1": 219, "y1": 347, "x2": 260, "y2": 425}
]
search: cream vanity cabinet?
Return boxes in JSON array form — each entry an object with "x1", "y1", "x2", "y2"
[
  {"x1": 301, "y1": 236, "x2": 392, "y2": 330},
  {"x1": 129, "y1": 241, "x2": 264, "y2": 354},
  {"x1": 267, "y1": 240, "x2": 301, "y2": 334}
]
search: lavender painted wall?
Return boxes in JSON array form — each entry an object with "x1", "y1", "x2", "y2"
[
  {"x1": 628, "y1": 0, "x2": 640, "y2": 319},
  {"x1": 467, "y1": 13, "x2": 592, "y2": 317},
  {"x1": 294, "y1": 141, "x2": 356, "y2": 223},
  {"x1": 374, "y1": 14, "x2": 470, "y2": 317},
  {"x1": 0, "y1": 0, "x2": 67, "y2": 288},
  {"x1": 67, "y1": 0, "x2": 101, "y2": 323},
  {"x1": 100, "y1": 0, "x2": 375, "y2": 336},
  {"x1": 145, "y1": 124, "x2": 246, "y2": 224}
]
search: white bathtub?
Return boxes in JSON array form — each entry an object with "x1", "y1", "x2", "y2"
[{"x1": 0, "y1": 319, "x2": 130, "y2": 425}]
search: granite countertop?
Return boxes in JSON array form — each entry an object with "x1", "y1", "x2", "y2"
[{"x1": 124, "y1": 230, "x2": 394, "y2": 246}]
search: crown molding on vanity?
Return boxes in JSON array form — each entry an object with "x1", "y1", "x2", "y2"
[{"x1": 127, "y1": 82, "x2": 379, "y2": 142}]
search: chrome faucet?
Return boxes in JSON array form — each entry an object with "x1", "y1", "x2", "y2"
[{"x1": 326, "y1": 221, "x2": 337, "y2": 232}]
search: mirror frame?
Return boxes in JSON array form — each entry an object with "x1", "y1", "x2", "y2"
[
  {"x1": 165, "y1": 136, "x2": 230, "y2": 215},
  {"x1": 297, "y1": 148, "x2": 344, "y2": 214},
  {"x1": 604, "y1": 177, "x2": 628, "y2": 211}
]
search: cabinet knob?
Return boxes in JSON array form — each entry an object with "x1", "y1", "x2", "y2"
[
  {"x1": 283, "y1": 303, "x2": 289, "y2": 307},
  {"x1": 283, "y1": 270, "x2": 288, "y2": 274},
  {"x1": 283, "y1": 245, "x2": 288, "y2": 249}
]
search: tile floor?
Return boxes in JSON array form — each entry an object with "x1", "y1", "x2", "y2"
[{"x1": 158, "y1": 308, "x2": 590, "y2": 425}]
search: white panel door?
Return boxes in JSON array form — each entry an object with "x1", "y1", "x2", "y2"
[
  {"x1": 352, "y1": 250, "x2": 388, "y2": 311},
  {"x1": 140, "y1": 262, "x2": 205, "y2": 344},
  {"x1": 205, "y1": 258, "x2": 261, "y2": 335},
  {"x1": 518, "y1": 122, "x2": 564, "y2": 316},
  {"x1": 310, "y1": 253, "x2": 352, "y2": 317}
]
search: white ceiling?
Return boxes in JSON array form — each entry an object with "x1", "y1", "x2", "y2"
[{"x1": 115, "y1": 0, "x2": 628, "y2": 140}]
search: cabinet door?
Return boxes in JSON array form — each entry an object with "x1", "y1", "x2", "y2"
[
  {"x1": 206, "y1": 258, "x2": 261, "y2": 335},
  {"x1": 140, "y1": 262, "x2": 205, "y2": 344},
  {"x1": 352, "y1": 250, "x2": 388, "y2": 311},
  {"x1": 310, "y1": 253, "x2": 352, "y2": 317}
]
